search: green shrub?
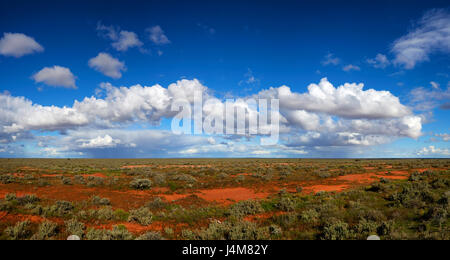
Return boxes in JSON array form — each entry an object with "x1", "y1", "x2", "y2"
[
  {"x1": 45, "y1": 201, "x2": 74, "y2": 217},
  {"x1": 91, "y1": 195, "x2": 111, "y2": 206},
  {"x1": 172, "y1": 174, "x2": 197, "y2": 183},
  {"x1": 198, "y1": 220, "x2": 269, "y2": 240},
  {"x1": 62, "y1": 177, "x2": 72, "y2": 185},
  {"x1": 272, "y1": 212, "x2": 298, "y2": 228},
  {"x1": 5, "y1": 220, "x2": 32, "y2": 240},
  {"x1": 18, "y1": 194, "x2": 40, "y2": 205},
  {"x1": 114, "y1": 209, "x2": 129, "y2": 221},
  {"x1": 0, "y1": 174, "x2": 15, "y2": 184},
  {"x1": 136, "y1": 231, "x2": 164, "y2": 240},
  {"x1": 153, "y1": 174, "x2": 166, "y2": 185},
  {"x1": 300, "y1": 209, "x2": 320, "y2": 224},
  {"x1": 146, "y1": 197, "x2": 167, "y2": 210},
  {"x1": 227, "y1": 200, "x2": 264, "y2": 218},
  {"x1": 86, "y1": 176, "x2": 104, "y2": 187},
  {"x1": 38, "y1": 179, "x2": 50, "y2": 187},
  {"x1": 31, "y1": 221, "x2": 58, "y2": 240},
  {"x1": 65, "y1": 219, "x2": 85, "y2": 238},
  {"x1": 377, "y1": 221, "x2": 393, "y2": 236},
  {"x1": 269, "y1": 224, "x2": 282, "y2": 237},
  {"x1": 276, "y1": 196, "x2": 296, "y2": 212},
  {"x1": 74, "y1": 175, "x2": 85, "y2": 184},
  {"x1": 96, "y1": 206, "x2": 115, "y2": 221},
  {"x1": 86, "y1": 226, "x2": 134, "y2": 240},
  {"x1": 86, "y1": 228, "x2": 108, "y2": 240},
  {"x1": 128, "y1": 207, "x2": 153, "y2": 225},
  {"x1": 424, "y1": 206, "x2": 448, "y2": 227},
  {"x1": 164, "y1": 227, "x2": 174, "y2": 236},
  {"x1": 107, "y1": 225, "x2": 134, "y2": 240},
  {"x1": 354, "y1": 219, "x2": 378, "y2": 237},
  {"x1": 181, "y1": 229, "x2": 197, "y2": 240},
  {"x1": 5, "y1": 193, "x2": 17, "y2": 201},
  {"x1": 321, "y1": 219, "x2": 350, "y2": 240},
  {"x1": 130, "y1": 178, "x2": 152, "y2": 190}
]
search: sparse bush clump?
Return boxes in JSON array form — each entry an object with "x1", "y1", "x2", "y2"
[
  {"x1": 86, "y1": 226, "x2": 134, "y2": 240},
  {"x1": 5, "y1": 220, "x2": 32, "y2": 240},
  {"x1": 136, "y1": 231, "x2": 164, "y2": 240},
  {"x1": 172, "y1": 174, "x2": 197, "y2": 183},
  {"x1": 95, "y1": 206, "x2": 115, "y2": 221},
  {"x1": 62, "y1": 177, "x2": 72, "y2": 185},
  {"x1": 43, "y1": 201, "x2": 74, "y2": 217},
  {"x1": 65, "y1": 219, "x2": 85, "y2": 238},
  {"x1": 0, "y1": 174, "x2": 15, "y2": 184},
  {"x1": 227, "y1": 200, "x2": 264, "y2": 218},
  {"x1": 38, "y1": 179, "x2": 50, "y2": 187},
  {"x1": 424, "y1": 206, "x2": 448, "y2": 227},
  {"x1": 146, "y1": 197, "x2": 167, "y2": 210},
  {"x1": 197, "y1": 220, "x2": 269, "y2": 240},
  {"x1": 130, "y1": 178, "x2": 152, "y2": 190},
  {"x1": 300, "y1": 209, "x2": 320, "y2": 224},
  {"x1": 86, "y1": 228, "x2": 108, "y2": 240},
  {"x1": 128, "y1": 207, "x2": 153, "y2": 225},
  {"x1": 269, "y1": 224, "x2": 282, "y2": 237},
  {"x1": 31, "y1": 221, "x2": 58, "y2": 240},
  {"x1": 86, "y1": 176, "x2": 104, "y2": 187},
  {"x1": 317, "y1": 172, "x2": 331, "y2": 178},
  {"x1": 91, "y1": 195, "x2": 111, "y2": 206},
  {"x1": 107, "y1": 225, "x2": 134, "y2": 240},
  {"x1": 354, "y1": 219, "x2": 378, "y2": 237},
  {"x1": 153, "y1": 174, "x2": 166, "y2": 185},
  {"x1": 74, "y1": 175, "x2": 85, "y2": 184},
  {"x1": 276, "y1": 196, "x2": 296, "y2": 212},
  {"x1": 321, "y1": 219, "x2": 350, "y2": 240}
]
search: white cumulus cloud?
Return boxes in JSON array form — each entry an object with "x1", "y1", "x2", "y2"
[
  {"x1": 147, "y1": 26, "x2": 170, "y2": 45},
  {"x1": 417, "y1": 145, "x2": 450, "y2": 156},
  {"x1": 0, "y1": 33, "x2": 44, "y2": 58},
  {"x1": 88, "y1": 53, "x2": 126, "y2": 79},
  {"x1": 257, "y1": 78, "x2": 412, "y2": 119},
  {"x1": 97, "y1": 23, "x2": 143, "y2": 51},
  {"x1": 78, "y1": 135, "x2": 120, "y2": 148},
  {"x1": 0, "y1": 78, "x2": 424, "y2": 156},
  {"x1": 32, "y1": 66, "x2": 77, "y2": 89},
  {"x1": 367, "y1": 54, "x2": 390, "y2": 69}
]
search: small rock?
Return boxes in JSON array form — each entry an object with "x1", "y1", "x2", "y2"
[
  {"x1": 367, "y1": 235, "x2": 381, "y2": 240},
  {"x1": 67, "y1": 235, "x2": 81, "y2": 240}
]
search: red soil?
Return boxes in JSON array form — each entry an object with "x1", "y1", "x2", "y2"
[
  {"x1": 0, "y1": 211, "x2": 63, "y2": 225},
  {"x1": 156, "y1": 187, "x2": 271, "y2": 205},
  {"x1": 121, "y1": 164, "x2": 212, "y2": 169},
  {"x1": 195, "y1": 187, "x2": 270, "y2": 205},
  {"x1": 91, "y1": 221, "x2": 164, "y2": 233},
  {"x1": 303, "y1": 184, "x2": 350, "y2": 193},
  {"x1": 81, "y1": 173, "x2": 107, "y2": 178},
  {"x1": 90, "y1": 221, "x2": 189, "y2": 235},
  {"x1": 0, "y1": 184, "x2": 156, "y2": 210},
  {"x1": 41, "y1": 174, "x2": 63, "y2": 178},
  {"x1": 244, "y1": 212, "x2": 285, "y2": 222}
]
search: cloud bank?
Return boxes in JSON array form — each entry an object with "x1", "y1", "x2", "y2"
[{"x1": 0, "y1": 78, "x2": 424, "y2": 157}]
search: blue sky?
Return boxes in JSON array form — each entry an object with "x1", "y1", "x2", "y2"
[{"x1": 0, "y1": 0, "x2": 449, "y2": 158}]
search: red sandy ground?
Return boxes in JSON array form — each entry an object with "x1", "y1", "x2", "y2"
[
  {"x1": 121, "y1": 165, "x2": 212, "y2": 169},
  {"x1": 0, "y1": 170, "x2": 412, "y2": 208},
  {"x1": 0, "y1": 166, "x2": 432, "y2": 235}
]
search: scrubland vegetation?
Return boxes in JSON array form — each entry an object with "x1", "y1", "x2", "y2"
[{"x1": 0, "y1": 158, "x2": 448, "y2": 240}]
